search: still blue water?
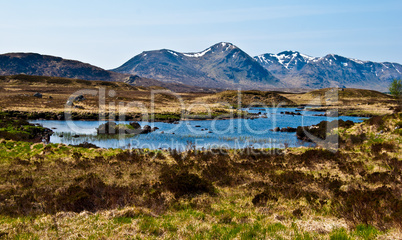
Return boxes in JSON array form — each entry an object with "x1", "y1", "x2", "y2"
[{"x1": 30, "y1": 108, "x2": 365, "y2": 150}]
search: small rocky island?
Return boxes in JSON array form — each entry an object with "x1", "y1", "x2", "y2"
[{"x1": 96, "y1": 122, "x2": 158, "y2": 135}]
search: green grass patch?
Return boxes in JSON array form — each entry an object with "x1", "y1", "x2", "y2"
[
  {"x1": 330, "y1": 228, "x2": 351, "y2": 240},
  {"x1": 353, "y1": 224, "x2": 379, "y2": 240}
]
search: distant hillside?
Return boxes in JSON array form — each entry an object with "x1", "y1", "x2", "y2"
[
  {"x1": 203, "y1": 90, "x2": 295, "y2": 107},
  {"x1": 0, "y1": 74, "x2": 140, "y2": 89},
  {"x1": 123, "y1": 75, "x2": 219, "y2": 93},
  {"x1": 112, "y1": 42, "x2": 281, "y2": 89},
  {"x1": 0, "y1": 52, "x2": 126, "y2": 81},
  {"x1": 0, "y1": 53, "x2": 213, "y2": 92},
  {"x1": 307, "y1": 88, "x2": 393, "y2": 99},
  {"x1": 255, "y1": 51, "x2": 402, "y2": 91}
]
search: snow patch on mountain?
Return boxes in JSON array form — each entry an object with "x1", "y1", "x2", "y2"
[
  {"x1": 257, "y1": 51, "x2": 319, "y2": 69},
  {"x1": 183, "y1": 48, "x2": 211, "y2": 58},
  {"x1": 351, "y1": 58, "x2": 365, "y2": 64},
  {"x1": 300, "y1": 53, "x2": 316, "y2": 62},
  {"x1": 167, "y1": 50, "x2": 178, "y2": 57}
]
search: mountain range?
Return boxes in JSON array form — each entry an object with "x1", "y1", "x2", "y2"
[
  {"x1": 255, "y1": 51, "x2": 402, "y2": 91},
  {"x1": 1, "y1": 42, "x2": 401, "y2": 92},
  {"x1": 112, "y1": 42, "x2": 281, "y2": 89}
]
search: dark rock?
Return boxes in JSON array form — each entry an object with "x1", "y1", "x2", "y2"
[
  {"x1": 129, "y1": 122, "x2": 141, "y2": 129},
  {"x1": 72, "y1": 142, "x2": 99, "y2": 149},
  {"x1": 74, "y1": 95, "x2": 85, "y2": 102},
  {"x1": 272, "y1": 127, "x2": 280, "y2": 132},
  {"x1": 296, "y1": 119, "x2": 355, "y2": 142},
  {"x1": 280, "y1": 127, "x2": 297, "y2": 132},
  {"x1": 97, "y1": 122, "x2": 117, "y2": 134},
  {"x1": 33, "y1": 92, "x2": 42, "y2": 98},
  {"x1": 284, "y1": 111, "x2": 296, "y2": 115},
  {"x1": 98, "y1": 121, "x2": 156, "y2": 135},
  {"x1": 141, "y1": 125, "x2": 152, "y2": 134}
]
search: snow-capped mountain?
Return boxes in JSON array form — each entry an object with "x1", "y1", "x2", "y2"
[
  {"x1": 256, "y1": 51, "x2": 316, "y2": 71},
  {"x1": 255, "y1": 51, "x2": 402, "y2": 91},
  {"x1": 112, "y1": 42, "x2": 281, "y2": 89},
  {"x1": 1, "y1": 45, "x2": 400, "y2": 92}
]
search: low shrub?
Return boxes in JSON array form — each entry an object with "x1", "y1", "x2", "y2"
[
  {"x1": 160, "y1": 168, "x2": 216, "y2": 198},
  {"x1": 252, "y1": 190, "x2": 278, "y2": 207},
  {"x1": 333, "y1": 186, "x2": 402, "y2": 230}
]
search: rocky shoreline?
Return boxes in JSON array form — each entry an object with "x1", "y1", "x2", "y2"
[{"x1": 1, "y1": 110, "x2": 259, "y2": 123}]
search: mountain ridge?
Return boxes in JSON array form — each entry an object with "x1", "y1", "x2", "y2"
[
  {"x1": 111, "y1": 42, "x2": 282, "y2": 89},
  {"x1": 1, "y1": 43, "x2": 401, "y2": 92},
  {"x1": 254, "y1": 51, "x2": 402, "y2": 91},
  {"x1": 0, "y1": 52, "x2": 126, "y2": 82},
  {"x1": 0, "y1": 52, "x2": 215, "y2": 92}
]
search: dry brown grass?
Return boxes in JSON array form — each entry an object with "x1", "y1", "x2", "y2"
[
  {"x1": 1, "y1": 76, "x2": 398, "y2": 118},
  {"x1": 281, "y1": 88, "x2": 398, "y2": 116},
  {"x1": 0, "y1": 75, "x2": 212, "y2": 115}
]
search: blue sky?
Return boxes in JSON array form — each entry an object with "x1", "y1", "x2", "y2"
[{"x1": 1, "y1": 0, "x2": 401, "y2": 69}]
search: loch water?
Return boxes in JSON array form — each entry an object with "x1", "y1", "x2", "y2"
[{"x1": 30, "y1": 107, "x2": 365, "y2": 150}]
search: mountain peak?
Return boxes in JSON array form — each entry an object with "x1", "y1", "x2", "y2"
[
  {"x1": 179, "y1": 42, "x2": 239, "y2": 58},
  {"x1": 277, "y1": 50, "x2": 299, "y2": 56},
  {"x1": 256, "y1": 51, "x2": 316, "y2": 70},
  {"x1": 211, "y1": 42, "x2": 237, "y2": 51},
  {"x1": 112, "y1": 42, "x2": 280, "y2": 89}
]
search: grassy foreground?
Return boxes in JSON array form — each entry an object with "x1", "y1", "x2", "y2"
[{"x1": 0, "y1": 113, "x2": 401, "y2": 239}]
